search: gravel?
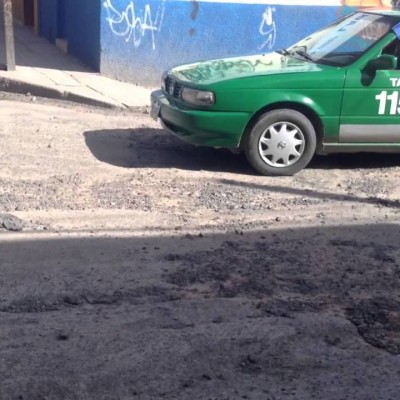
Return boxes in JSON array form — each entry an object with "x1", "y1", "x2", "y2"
[{"x1": 2, "y1": 97, "x2": 400, "y2": 399}]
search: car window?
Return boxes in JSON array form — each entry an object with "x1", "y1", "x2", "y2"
[
  {"x1": 382, "y1": 38, "x2": 400, "y2": 69},
  {"x1": 287, "y1": 12, "x2": 396, "y2": 67}
]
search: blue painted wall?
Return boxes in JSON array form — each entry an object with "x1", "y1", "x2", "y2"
[
  {"x1": 38, "y1": 0, "x2": 101, "y2": 70},
  {"x1": 38, "y1": 0, "x2": 354, "y2": 85},
  {"x1": 38, "y1": 0, "x2": 58, "y2": 43},
  {"x1": 63, "y1": 0, "x2": 101, "y2": 70},
  {"x1": 100, "y1": 0, "x2": 343, "y2": 86}
]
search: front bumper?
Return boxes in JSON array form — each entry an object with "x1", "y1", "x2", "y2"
[{"x1": 150, "y1": 90, "x2": 250, "y2": 148}]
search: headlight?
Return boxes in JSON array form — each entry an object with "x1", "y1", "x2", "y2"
[{"x1": 181, "y1": 88, "x2": 215, "y2": 106}]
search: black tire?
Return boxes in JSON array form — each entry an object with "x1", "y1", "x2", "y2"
[{"x1": 244, "y1": 109, "x2": 317, "y2": 176}]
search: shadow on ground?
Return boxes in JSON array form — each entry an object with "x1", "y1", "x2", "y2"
[
  {"x1": 2, "y1": 223, "x2": 400, "y2": 399},
  {"x1": 84, "y1": 128, "x2": 400, "y2": 174},
  {"x1": 310, "y1": 152, "x2": 400, "y2": 170},
  {"x1": 216, "y1": 178, "x2": 400, "y2": 208},
  {"x1": 84, "y1": 128, "x2": 254, "y2": 174}
]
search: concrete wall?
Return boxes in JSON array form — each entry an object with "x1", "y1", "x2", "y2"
[
  {"x1": 63, "y1": 0, "x2": 101, "y2": 70},
  {"x1": 38, "y1": 0, "x2": 100, "y2": 70},
  {"x1": 36, "y1": 0, "x2": 397, "y2": 85},
  {"x1": 38, "y1": 0, "x2": 58, "y2": 42},
  {"x1": 99, "y1": 0, "x2": 349, "y2": 87}
]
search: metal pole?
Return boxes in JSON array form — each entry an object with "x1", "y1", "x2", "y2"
[{"x1": 3, "y1": 0, "x2": 16, "y2": 71}]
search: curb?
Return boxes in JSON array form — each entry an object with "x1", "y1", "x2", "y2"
[{"x1": 0, "y1": 77, "x2": 124, "y2": 110}]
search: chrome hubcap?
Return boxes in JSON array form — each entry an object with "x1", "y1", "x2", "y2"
[
  {"x1": 277, "y1": 141, "x2": 286, "y2": 150},
  {"x1": 258, "y1": 121, "x2": 305, "y2": 168}
]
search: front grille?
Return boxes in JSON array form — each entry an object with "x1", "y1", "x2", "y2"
[{"x1": 165, "y1": 76, "x2": 183, "y2": 99}]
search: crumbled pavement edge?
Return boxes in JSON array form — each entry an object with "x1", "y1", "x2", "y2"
[{"x1": 0, "y1": 76, "x2": 129, "y2": 110}]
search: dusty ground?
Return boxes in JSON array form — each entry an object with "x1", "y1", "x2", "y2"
[{"x1": 1, "y1": 93, "x2": 400, "y2": 400}]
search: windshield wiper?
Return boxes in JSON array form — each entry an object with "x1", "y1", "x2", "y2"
[
  {"x1": 290, "y1": 46, "x2": 315, "y2": 62},
  {"x1": 275, "y1": 49, "x2": 291, "y2": 56}
]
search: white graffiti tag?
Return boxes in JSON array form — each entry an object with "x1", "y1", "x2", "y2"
[
  {"x1": 104, "y1": 0, "x2": 165, "y2": 50},
  {"x1": 259, "y1": 7, "x2": 276, "y2": 50}
]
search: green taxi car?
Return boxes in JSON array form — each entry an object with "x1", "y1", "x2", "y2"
[{"x1": 151, "y1": 9, "x2": 400, "y2": 176}]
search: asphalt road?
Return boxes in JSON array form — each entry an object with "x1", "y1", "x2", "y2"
[{"x1": 1, "y1": 93, "x2": 400, "y2": 400}]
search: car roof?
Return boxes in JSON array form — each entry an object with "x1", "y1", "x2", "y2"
[{"x1": 361, "y1": 8, "x2": 400, "y2": 17}]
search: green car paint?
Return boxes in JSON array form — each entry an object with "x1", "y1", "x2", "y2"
[
  {"x1": 172, "y1": 53, "x2": 324, "y2": 85},
  {"x1": 151, "y1": 9, "x2": 400, "y2": 175}
]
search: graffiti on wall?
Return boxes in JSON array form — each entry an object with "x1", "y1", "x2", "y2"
[
  {"x1": 104, "y1": 0, "x2": 165, "y2": 50},
  {"x1": 259, "y1": 6, "x2": 277, "y2": 50},
  {"x1": 338, "y1": 0, "x2": 400, "y2": 17},
  {"x1": 342, "y1": 0, "x2": 399, "y2": 5},
  {"x1": 340, "y1": 0, "x2": 400, "y2": 7}
]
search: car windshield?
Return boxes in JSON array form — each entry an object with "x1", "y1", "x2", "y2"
[{"x1": 283, "y1": 12, "x2": 397, "y2": 66}]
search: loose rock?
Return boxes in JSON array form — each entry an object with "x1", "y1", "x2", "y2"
[{"x1": 0, "y1": 213, "x2": 24, "y2": 231}]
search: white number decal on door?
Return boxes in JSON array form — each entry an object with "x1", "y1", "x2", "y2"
[{"x1": 375, "y1": 91, "x2": 400, "y2": 115}]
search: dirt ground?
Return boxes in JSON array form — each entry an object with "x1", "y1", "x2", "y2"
[{"x1": 1, "y1": 93, "x2": 400, "y2": 400}]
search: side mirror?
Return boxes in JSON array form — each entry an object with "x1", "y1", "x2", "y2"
[{"x1": 364, "y1": 54, "x2": 397, "y2": 73}]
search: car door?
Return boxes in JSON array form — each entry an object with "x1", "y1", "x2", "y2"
[{"x1": 340, "y1": 40, "x2": 400, "y2": 143}]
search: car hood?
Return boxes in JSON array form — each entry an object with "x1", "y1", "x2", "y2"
[{"x1": 171, "y1": 53, "x2": 326, "y2": 85}]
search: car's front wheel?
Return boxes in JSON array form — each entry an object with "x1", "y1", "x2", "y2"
[{"x1": 244, "y1": 109, "x2": 317, "y2": 176}]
